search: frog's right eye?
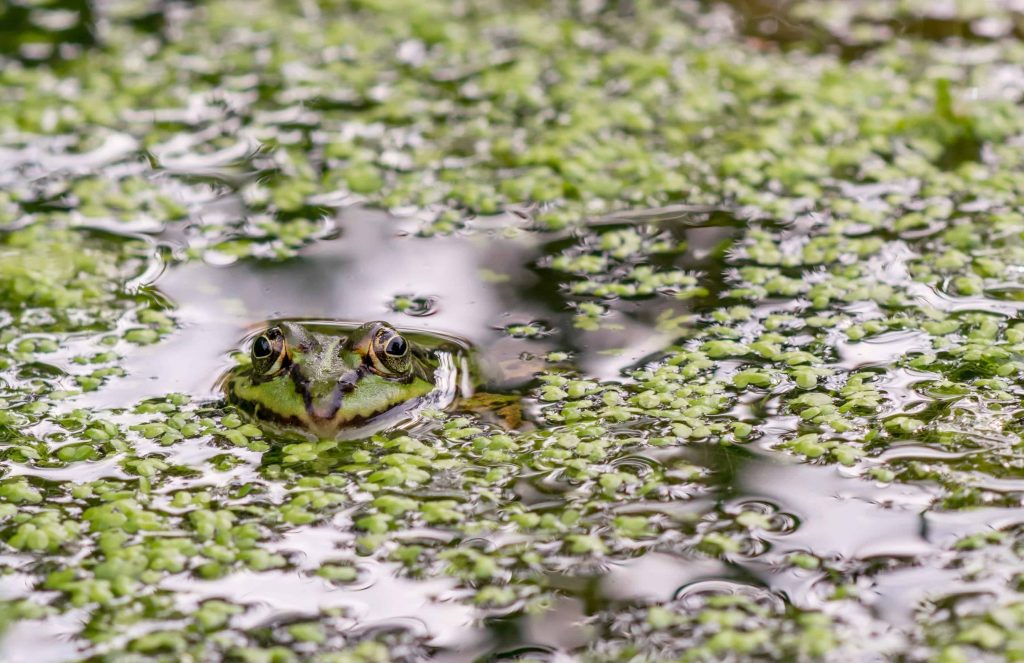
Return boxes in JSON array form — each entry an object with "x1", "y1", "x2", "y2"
[{"x1": 251, "y1": 327, "x2": 288, "y2": 376}]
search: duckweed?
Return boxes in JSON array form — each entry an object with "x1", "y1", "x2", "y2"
[{"x1": 5, "y1": 0, "x2": 1024, "y2": 660}]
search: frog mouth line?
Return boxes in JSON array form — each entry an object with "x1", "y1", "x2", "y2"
[
  {"x1": 220, "y1": 337, "x2": 463, "y2": 438},
  {"x1": 291, "y1": 366, "x2": 416, "y2": 422},
  {"x1": 227, "y1": 366, "x2": 425, "y2": 431},
  {"x1": 231, "y1": 394, "x2": 399, "y2": 431}
]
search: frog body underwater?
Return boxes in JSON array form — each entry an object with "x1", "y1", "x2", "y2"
[{"x1": 223, "y1": 321, "x2": 464, "y2": 439}]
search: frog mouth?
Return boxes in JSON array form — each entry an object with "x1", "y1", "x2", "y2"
[
  {"x1": 298, "y1": 368, "x2": 418, "y2": 423},
  {"x1": 229, "y1": 390, "x2": 398, "y2": 431},
  {"x1": 306, "y1": 395, "x2": 397, "y2": 425}
]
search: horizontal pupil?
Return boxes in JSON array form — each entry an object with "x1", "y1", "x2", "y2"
[
  {"x1": 385, "y1": 336, "x2": 406, "y2": 356},
  {"x1": 254, "y1": 337, "x2": 272, "y2": 357}
]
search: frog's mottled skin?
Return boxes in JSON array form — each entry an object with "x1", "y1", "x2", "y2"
[{"x1": 224, "y1": 321, "x2": 438, "y2": 438}]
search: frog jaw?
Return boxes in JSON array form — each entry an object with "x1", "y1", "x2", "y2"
[
  {"x1": 227, "y1": 370, "x2": 435, "y2": 437},
  {"x1": 314, "y1": 373, "x2": 435, "y2": 432},
  {"x1": 225, "y1": 320, "x2": 450, "y2": 438}
]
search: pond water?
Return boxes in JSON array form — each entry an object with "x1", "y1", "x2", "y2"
[{"x1": 5, "y1": 1, "x2": 1024, "y2": 662}]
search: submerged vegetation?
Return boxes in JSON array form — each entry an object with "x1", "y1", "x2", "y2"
[{"x1": 5, "y1": 0, "x2": 1024, "y2": 660}]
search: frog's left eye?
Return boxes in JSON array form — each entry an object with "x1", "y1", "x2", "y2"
[
  {"x1": 367, "y1": 325, "x2": 412, "y2": 376},
  {"x1": 251, "y1": 327, "x2": 288, "y2": 376}
]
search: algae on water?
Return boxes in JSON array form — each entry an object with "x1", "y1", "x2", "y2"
[{"x1": 4, "y1": 0, "x2": 1024, "y2": 661}]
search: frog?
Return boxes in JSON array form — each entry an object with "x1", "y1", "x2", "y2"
[{"x1": 222, "y1": 320, "x2": 470, "y2": 439}]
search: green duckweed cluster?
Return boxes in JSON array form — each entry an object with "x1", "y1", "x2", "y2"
[{"x1": 6, "y1": 0, "x2": 1024, "y2": 660}]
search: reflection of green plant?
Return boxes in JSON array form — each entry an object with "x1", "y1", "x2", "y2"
[
  {"x1": 594, "y1": 592, "x2": 840, "y2": 662},
  {"x1": 896, "y1": 79, "x2": 982, "y2": 168}
]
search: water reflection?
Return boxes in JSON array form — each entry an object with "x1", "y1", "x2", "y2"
[
  {"x1": 93, "y1": 207, "x2": 715, "y2": 406},
  {"x1": 0, "y1": 0, "x2": 96, "y2": 62},
  {"x1": 49, "y1": 205, "x2": 746, "y2": 660}
]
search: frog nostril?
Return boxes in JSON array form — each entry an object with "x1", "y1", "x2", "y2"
[{"x1": 337, "y1": 373, "x2": 358, "y2": 393}]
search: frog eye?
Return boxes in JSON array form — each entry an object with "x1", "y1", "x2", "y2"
[
  {"x1": 251, "y1": 327, "x2": 288, "y2": 376},
  {"x1": 366, "y1": 324, "x2": 412, "y2": 376},
  {"x1": 384, "y1": 335, "x2": 408, "y2": 358},
  {"x1": 252, "y1": 335, "x2": 273, "y2": 359}
]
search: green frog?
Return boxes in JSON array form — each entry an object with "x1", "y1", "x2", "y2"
[{"x1": 222, "y1": 320, "x2": 469, "y2": 439}]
